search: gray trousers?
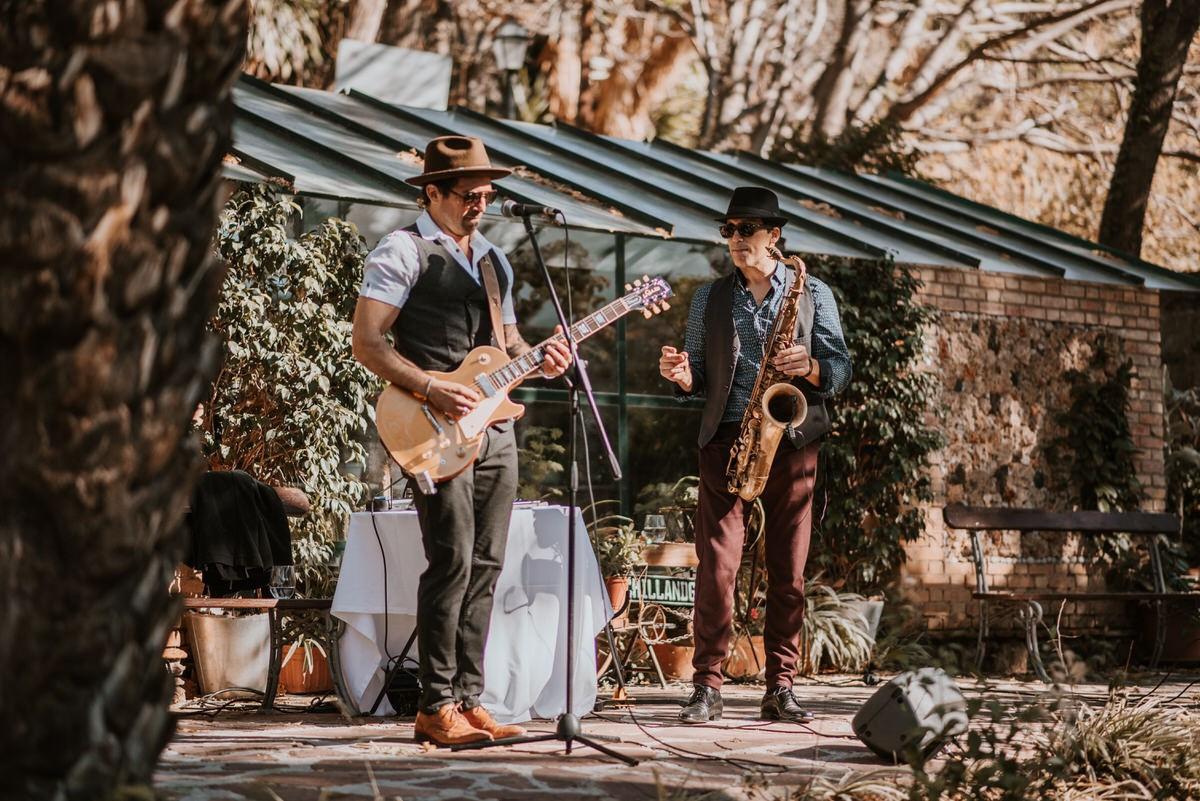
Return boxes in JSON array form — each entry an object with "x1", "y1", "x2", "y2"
[{"x1": 411, "y1": 426, "x2": 517, "y2": 713}]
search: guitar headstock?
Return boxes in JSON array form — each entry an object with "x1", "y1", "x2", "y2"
[{"x1": 622, "y1": 276, "x2": 674, "y2": 318}]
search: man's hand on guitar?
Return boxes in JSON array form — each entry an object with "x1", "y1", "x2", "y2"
[
  {"x1": 540, "y1": 325, "x2": 572, "y2": 379},
  {"x1": 427, "y1": 379, "x2": 481, "y2": 420}
]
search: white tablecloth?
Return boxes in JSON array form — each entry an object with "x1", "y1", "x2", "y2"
[{"x1": 332, "y1": 505, "x2": 610, "y2": 723}]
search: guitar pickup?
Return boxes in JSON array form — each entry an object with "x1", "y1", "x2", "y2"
[
  {"x1": 421, "y1": 404, "x2": 444, "y2": 435},
  {"x1": 474, "y1": 373, "x2": 497, "y2": 398}
]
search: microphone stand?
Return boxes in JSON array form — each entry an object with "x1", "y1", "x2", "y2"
[{"x1": 451, "y1": 211, "x2": 637, "y2": 765}]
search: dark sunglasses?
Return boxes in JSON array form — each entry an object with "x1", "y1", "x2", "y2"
[
  {"x1": 719, "y1": 222, "x2": 767, "y2": 239},
  {"x1": 449, "y1": 188, "x2": 499, "y2": 206}
]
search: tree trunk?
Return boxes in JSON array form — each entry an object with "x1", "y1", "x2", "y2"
[
  {"x1": 346, "y1": 0, "x2": 390, "y2": 43},
  {"x1": 0, "y1": 1, "x2": 246, "y2": 798},
  {"x1": 809, "y1": 0, "x2": 874, "y2": 140},
  {"x1": 1098, "y1": 0, "x2": 1200, "y2": 257}
]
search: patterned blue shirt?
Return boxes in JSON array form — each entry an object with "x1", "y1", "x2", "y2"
[{"x1": 681, "y1": 262, "x2": 852, "y2": 423}]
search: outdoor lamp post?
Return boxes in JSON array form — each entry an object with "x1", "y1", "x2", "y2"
[{"x1": 492, "y1": 19, "x2": 530, "y2": 119}]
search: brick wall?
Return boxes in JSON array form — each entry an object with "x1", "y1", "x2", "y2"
[{"x1": 901, "y1": 266, "x2": 1167, "y2": 635}]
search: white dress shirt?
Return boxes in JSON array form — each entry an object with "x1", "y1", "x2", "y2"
[{"x1": 359, "y1": 212, "x2": 517, "y2": 324}]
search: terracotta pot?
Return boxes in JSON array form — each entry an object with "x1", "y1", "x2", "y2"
[
  {"x1": 278, "y1": 644, "x2": 333, "y2": 694},
  {"x1": 604, "y1": 576, "x2": 630, "y2": 625},
  {"x1": 651, "y1": 642, "x2": 695, "y2": 682},
  {"x1": 1142, "y1": 601, "x2": 1200, "y2": 664},
  {"x1": 724, "y1": 634, "x2": 766, "y2": 680}
]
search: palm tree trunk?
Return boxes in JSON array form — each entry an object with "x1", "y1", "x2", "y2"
[
  {"x1": 1098, "y1": 0, "x2": 1200, "y2": 257},
  {"x1": 0, "y1": 2, "x2": 247, "y2": 799}
]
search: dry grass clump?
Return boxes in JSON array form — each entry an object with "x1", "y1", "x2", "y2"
[
  {"x1": 1043, "y1": 692, "x2": 1200, "y2": 800},
  {"x1": 906, "y1": 688, "x2": 1200, "y2": 801},
  {"x1": 792, "y1": 770, "x2": 909, "y2": 801}
]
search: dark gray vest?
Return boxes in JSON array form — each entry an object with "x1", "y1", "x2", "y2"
[
  {"x1": 698, "y1": 270, "x2": 831, "y2": 448},
  {"x1": 389, "y1": 227, "x2": 509, "y2": 372}
]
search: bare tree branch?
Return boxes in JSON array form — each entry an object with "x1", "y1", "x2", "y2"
[{"x1": 885, "y1": 0, "x2": 1121, "y2": 127}]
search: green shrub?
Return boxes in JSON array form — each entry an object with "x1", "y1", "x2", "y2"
[{"x1": 203, "y1": 186, "x2": 376, "y2": 596}]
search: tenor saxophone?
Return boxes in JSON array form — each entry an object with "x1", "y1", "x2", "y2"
[{"x1": 726, "y1": 248, "x2": 809, "y2": 501}]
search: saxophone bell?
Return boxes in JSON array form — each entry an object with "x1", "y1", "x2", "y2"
[{"x1": 762, "y1": 382, "x2": 808, "y2": 431}]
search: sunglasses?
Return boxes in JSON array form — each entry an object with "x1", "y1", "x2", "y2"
[
  {"x1": 449, "y1": 188, "x2": 499, "y2": 206},
  {"x1": 719, "y1": 222, "x2": 768, "y2": 239}
]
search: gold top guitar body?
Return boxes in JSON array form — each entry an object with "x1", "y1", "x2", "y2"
[{"x1": 376, "y1": 277, "x2": 673, "y2": 494}]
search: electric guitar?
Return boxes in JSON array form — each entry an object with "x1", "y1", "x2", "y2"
[{"x1": 377, "y1": 276, "x2": 674, "y2": 494}]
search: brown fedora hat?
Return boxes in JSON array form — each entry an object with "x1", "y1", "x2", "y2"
[{"x1": 405, "y1": 135, "x2": 512, "y2": 186}]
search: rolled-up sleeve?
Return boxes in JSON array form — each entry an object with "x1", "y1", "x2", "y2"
[
  {"x1": 676, "y1": 282, "x2": 711, "y2": 400},
  {"x1": 809, "y1": 277, "x2": 852, "y2": 398},
  {"x1": 360, "y1": 231, "x2": 420, "y2": 309}
]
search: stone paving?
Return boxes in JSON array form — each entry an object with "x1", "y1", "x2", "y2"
[{"x1": 155, "y1": 675, "x2": 1196, "y2": 801}]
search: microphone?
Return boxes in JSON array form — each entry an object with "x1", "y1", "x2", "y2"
[{"x1": 500, "y1": 199, "x2": 563, "y2": 222}]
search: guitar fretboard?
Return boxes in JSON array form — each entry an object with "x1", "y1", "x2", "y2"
[{"x1": 478, "y1": 295, "x2": 638, "y2": 393}]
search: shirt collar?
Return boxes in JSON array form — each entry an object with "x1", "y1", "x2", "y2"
[
  {"x1": 416, "y1": 211, "x2": 495, "y2": 258},
  {"x1": 733, "y1": 261, "x2": 786, "y2": 291}
]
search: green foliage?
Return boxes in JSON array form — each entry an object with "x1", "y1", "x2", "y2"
[
  {"x1": 808, "y1": 255, "x2": 944, "y2": 592},
  {"x1": 772, "y1": 118, "x2": 921, "y2": 175},
  {"x1": 516, "y1": 425, "x2": 566, "y2": 501},
  {"x1": 1049, "y1": 336, "x2": 1142, "y2": 513},
  {"x1": 1165, "y1": 373, "x2": 1200, "y2": 575},
  {"x1": 205, "y1": 186, "x2": 376, "y2": 596}
]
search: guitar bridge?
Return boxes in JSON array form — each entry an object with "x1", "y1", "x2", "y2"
[{"x1": 413, "y1": 471, "x2": 436, "y2": 496}]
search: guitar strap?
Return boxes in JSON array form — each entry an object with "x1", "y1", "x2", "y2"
[{"x1": 478, "y1": 251, "x2": 507, "y2": 353}]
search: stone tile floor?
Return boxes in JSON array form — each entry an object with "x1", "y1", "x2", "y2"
[{"x1": 156, "y1": 675, "x2": 1198, "y2": 801}]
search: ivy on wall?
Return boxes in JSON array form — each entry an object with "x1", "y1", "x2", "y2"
[
  {"x1": 806, "y1": 255, "x2": 944, "y2": 592},
  {"x1": 202, "y1": 186, "x2": 377, "y2": 595},
  {"x1": 1047, "y1": 336, "x2": 1142, "y2": 512}
]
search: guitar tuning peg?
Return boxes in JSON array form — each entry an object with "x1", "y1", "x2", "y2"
[
  {"x1": 642, "y1": 274, "x2": 650, "y2": 282},
  {"x1": 625, "y1": 283, "x2": 632, "y2": 291},
  {"x1": 642, "y1": 309, "x2": 652, "y2": 318},
  {"x1": 662, "y1": 300, "x2": 670, "y2": 310},
  {"x1": 634, "y1": 278, "x2": 643, "y2": 286}
]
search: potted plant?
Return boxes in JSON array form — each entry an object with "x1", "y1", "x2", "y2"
[
  {"x1": 278, "y1": 634, "x2": 333, "y2": 695},
  {"x1": 585, "y1": 501, "x2": 646, "y2": 623},
  {"x1": 800, "y1": 581, "x2": 876, "y2": 674}
]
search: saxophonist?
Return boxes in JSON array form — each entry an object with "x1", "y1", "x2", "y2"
[{"x1": 658, "y1": 187, "x2": 852, "y2": 725}]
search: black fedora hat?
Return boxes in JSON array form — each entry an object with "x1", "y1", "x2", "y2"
[{"x1": 716, "y1": 186, "x2": 787, "y2": 227}]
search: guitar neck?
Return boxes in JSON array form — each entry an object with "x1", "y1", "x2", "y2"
[{"x1": 486, "y1": 295, "x2": 639, "y2": 389}]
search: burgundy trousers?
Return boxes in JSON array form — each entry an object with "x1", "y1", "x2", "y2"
[{"x1": 692, "y1": 422, "x2": 819, "y2": 690}]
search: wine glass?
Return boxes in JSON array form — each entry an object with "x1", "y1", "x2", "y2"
[
  {"x1": 269, "y1": 565, "x2": 296, "y2": 599},
  {"x1": 643, "y1": 514, "x2": 668, "y2": 543}
]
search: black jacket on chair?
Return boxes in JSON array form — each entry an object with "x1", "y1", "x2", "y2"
[{"x1": 185, "y1": 470, "x2": 294, "y2": 596}]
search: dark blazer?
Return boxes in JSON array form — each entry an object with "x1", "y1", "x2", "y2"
[{"x1": 697, "y1": 270, "x2": 832, "y2": 448}]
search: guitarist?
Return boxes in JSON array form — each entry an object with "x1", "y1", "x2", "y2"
[{"x1": 351, "y1": 136, "x2": 571, "y2": 747}]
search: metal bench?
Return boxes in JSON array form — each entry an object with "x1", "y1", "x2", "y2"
[
  {"x1": 181, "y1": 597, "x2": 346, "y2": 711},
  {"x1": 943, "y1": 505, "x2": 1192, "y2": 681}
]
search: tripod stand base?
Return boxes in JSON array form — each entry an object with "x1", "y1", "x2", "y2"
[{"x1": 449, "y1": 713, "x2": 639, "y2": 765}]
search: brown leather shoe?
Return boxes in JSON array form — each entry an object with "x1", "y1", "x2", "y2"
[
  {"x1": 462, "y1": 705, "x2": 528, "y2": 740},
  {"x1": 413, "y1": 704, "x2": 493, "y2": 746}
]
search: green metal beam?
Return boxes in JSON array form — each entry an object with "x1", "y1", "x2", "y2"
[
  {"x1": 511, "y1": 388, "x2": 703, "y2": 409},
  {"x1": 616, "y1": 234, "x2": 630, "y2": 516}
]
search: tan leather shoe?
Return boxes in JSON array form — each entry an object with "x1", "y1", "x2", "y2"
[
  {"x1": 413, "y1": 704, "x2": 493, "y2": 746},
  {"x1": 462, "y1": 705, "x2": 528, "y2": 740}
]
